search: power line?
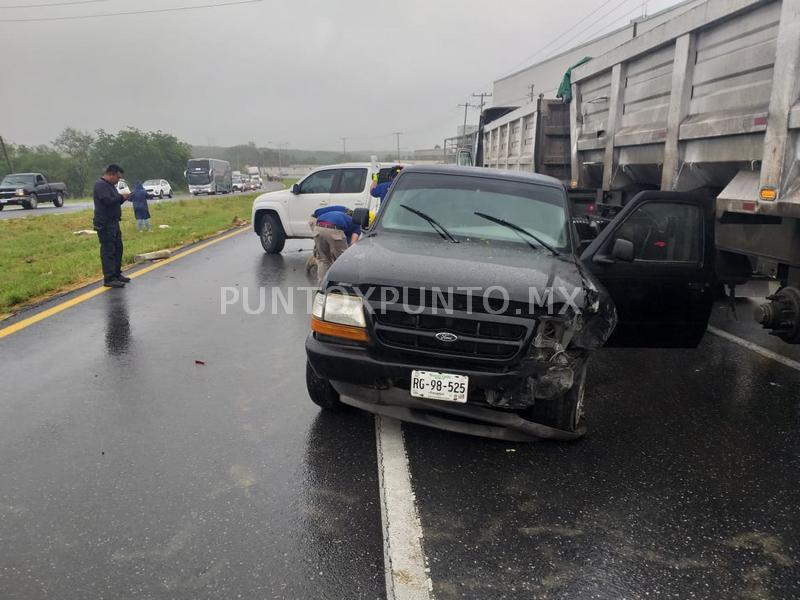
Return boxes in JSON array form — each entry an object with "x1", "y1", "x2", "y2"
[
  {"x1": 0, "y1": 0, "x2": 263, "y2": 22},
  {"x1": 497, "y1": 0, "x2": 624, "y2": 79},
  {"x1": 563, "y1": 3, "x2": 644, "y2": 53},
  {"x1": 1, "y1": 0, "x2": 110, "y2": 8},
  {"x1": 534, "y1": 0, "x2": 638, "y2": 64}
]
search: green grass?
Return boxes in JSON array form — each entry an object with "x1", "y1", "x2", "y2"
[
  {"x1": 281, "y1": 178, "x2": 298, "y2": 188},
  {"x1": 0, "y1": 194, "x2": 259, "y2": 316}
]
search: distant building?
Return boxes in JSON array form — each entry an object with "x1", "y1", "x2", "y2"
[{"x1": 413, "y1": 145, "x2": 444, "y2": 162}]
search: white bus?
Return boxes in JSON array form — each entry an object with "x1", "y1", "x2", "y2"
[{"x1": 186, "y1": 158, "x2": 233, "y2": 195}]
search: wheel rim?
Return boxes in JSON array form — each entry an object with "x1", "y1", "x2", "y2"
[
  {"x1": 572, "y1": 368, "x2": 587, "y2": 430},
  {"x1": 30, "y1": 195, "x2": 38, "y2": 209},
  {"x1": 56, "y1": 193, "x2": 63, "y2": 206},
  {"x1": 262, "y1": 221, "x2": 273, "y2": 247}
]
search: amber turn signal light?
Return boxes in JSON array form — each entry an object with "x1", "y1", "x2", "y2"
[
  {"x1": 311, "y1": 317, "x2": 370, "y2": 342},
  {"x1": 759, "y1": 187, "x2": 777, "y2": 201}
]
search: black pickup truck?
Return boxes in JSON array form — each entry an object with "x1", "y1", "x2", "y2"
[
  {"x1": 305, "y1": 165, "x2": 716, "y2": 441},
  {"x1": 0, "y1": 172, "x2": 67, "y2": 210}
]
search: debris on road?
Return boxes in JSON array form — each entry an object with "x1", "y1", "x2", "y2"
[
  {"x1": 231, "y1": 216, "x2": 247, "y2": 226},
  {"x1": 134, "y1": 249, "x2": 171, "y2": 263},
  {"x1": 195, "y1": 359, "x2": 206, "y2": 366}
]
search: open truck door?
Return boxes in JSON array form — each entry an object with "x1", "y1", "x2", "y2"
[{"x1": 581, "y1": 192, "x2": 716, "y2": 348}]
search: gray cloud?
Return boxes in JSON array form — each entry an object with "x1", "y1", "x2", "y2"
[{"x1": 1, "y1": 0, "x2": 683, "y2": 152}]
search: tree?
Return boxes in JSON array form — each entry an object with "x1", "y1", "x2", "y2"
[
  {"x1": 92, "y1": 128, "x2": 192, "y2": 190},
  {"x1": 53, "y1": 128, "x2": 95, "y2": 197}
]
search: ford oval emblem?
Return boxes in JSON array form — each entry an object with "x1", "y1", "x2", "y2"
[{"x1": 435, "y1": 332, "x2": 459, "y2": 343}]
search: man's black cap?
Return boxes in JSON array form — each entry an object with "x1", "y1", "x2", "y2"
[{"x1": 105, "y1": 164, "x2": 124, "y2": 174}]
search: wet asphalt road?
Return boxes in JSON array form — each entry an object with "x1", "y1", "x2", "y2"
[
  {"x1": 0, "y1": 188, "x2": 270, "y2": 221},
  {"x1": 1, "y1": 232, "x2": 799, "y2": 599}
]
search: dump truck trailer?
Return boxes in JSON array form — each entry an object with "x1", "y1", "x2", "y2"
[{"x1": 477, "y1": 0, "x2": 800, "y2": 344}]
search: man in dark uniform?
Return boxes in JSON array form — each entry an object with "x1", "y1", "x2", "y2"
[{"x1": 93, "y1": 164, "x2": 130, "y2": 288}]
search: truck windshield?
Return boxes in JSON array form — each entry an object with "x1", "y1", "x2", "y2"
[
  {"x1": 144, "y1": 180, "x2": 159, "y2": 186},
  {"x1": 2, "y1": 174, "x2": 35, "y2": 186},
  {"x1": 379, "y1": 172, "x2": 568, "y2": 250},
  {"x1": 187, "y1": 171, "x2": 211, "y2": 185}
]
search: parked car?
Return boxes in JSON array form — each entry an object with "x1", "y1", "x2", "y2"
[
  {"x1": 305, "y1": 166, "x2": 715, "y2": 440},
  {"x1": 143, "y1": 179, "x2": 172, "y2": 199},
  {"x1": 117, "y1": 179, "x2": 131, "y2": 196},
  {"x1": 251, "y1": 162, "x2": 404, "y2": 253},
  {"x1": 0, "y1": 172, "x2": 67, "y2": 210}
]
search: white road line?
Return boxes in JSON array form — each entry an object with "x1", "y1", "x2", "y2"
[
  {"x1": 708, "y1": 326, "x2": 800, "y2": 372},
  {"x1": 375, "y1": 415, "x2": 434, "y2": 600}
]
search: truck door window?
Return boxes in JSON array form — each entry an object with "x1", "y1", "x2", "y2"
[
  {"x1": 36, "y1": 175, "x2": 45, "y2": 185},
  {"x1": 335, "y1": 168, "x2": 367, "y2": 193},
  {"x1": 611, "y1": 202, "x2": 702, "y2": 262},
  {"x1": 299, "y1": 170, "x2": 336, "y2": 194}
]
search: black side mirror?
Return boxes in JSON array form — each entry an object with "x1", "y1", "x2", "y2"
[
  {"x1": 611, "y1": 238, "x2": 635, "y2": 262},
  {"x1": 351, "y1": 207, "x2": 371, "y2": 229},
  {"x1": 292, "y1": 183, "x2": 301, "y2": 194}
]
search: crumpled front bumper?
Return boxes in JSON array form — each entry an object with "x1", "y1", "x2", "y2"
[{"x1": 306, "y1": 334, "x2": 586, "y2": 442}]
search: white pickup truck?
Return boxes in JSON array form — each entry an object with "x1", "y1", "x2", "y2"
[{"x1": 251, "y1": 162, "x2": 401, "y2": 253}]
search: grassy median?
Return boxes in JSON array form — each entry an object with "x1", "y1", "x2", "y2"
[{"x1": 0, "y1": 194, "x2": 259, "y2": 317}]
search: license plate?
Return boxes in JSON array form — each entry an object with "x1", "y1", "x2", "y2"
[{"x1": 410, "y1": 370, "x2": 468, "y2": 403}]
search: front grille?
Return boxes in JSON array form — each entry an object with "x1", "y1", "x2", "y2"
[{"x1": 365, "y1": 291, "x2": 535, "y2": 363}]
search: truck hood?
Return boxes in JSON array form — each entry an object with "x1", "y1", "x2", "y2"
[{"x1": 326, "y1": 232, "x2": 596, "y2": 311}]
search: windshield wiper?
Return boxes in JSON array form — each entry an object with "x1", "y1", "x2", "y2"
[
  {"x1": 400, "y1": 204, "x2": 459, "y2": 243},
  {"x1": 473, "y1": 211, "x2": 559, "y2": 256}
]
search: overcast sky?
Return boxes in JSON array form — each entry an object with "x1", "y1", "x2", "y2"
[{"x1": 2, "y1": 0, "x2": 684, "y2": 152}]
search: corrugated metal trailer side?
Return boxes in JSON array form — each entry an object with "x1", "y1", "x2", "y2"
[{"x1": 569, "y1": 0, "x2": 800, "y2": 342}]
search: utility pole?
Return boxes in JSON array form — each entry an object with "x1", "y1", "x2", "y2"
[
  {"x1": 340, "y1": 137, "x2": 348, "y2": 159},
  {"x1": 270, "y1": 141, "x2": 288, "y2": 173},
  {"x1": 472, "y1": 91, "x2": 492, "y2": 114},
  {"x1": 527, "y1": 83, "x2": 536, "y2": 103},
  {"x1": 457, "y1": 101, "x2": 473, "y2": 149},
  {"x1": 392, "y1": 132, "x2": 402, "y2": 161},
  {"x1": 0, "y1": 136, "x2": 12, "y2": 172}
]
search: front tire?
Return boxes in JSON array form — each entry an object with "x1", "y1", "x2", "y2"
[
  {"x1": 306, "y1": 361, "x2": 344, "y2": 410},
  {"x1": 53, "y1": 192, "x2": 64, "y2": 207},
  {"x1": 259, "y1": 213, "x2": 286, "y2": 254},
  {"x1": 23, "y1": 193, "x2": 38, "y2": 210},
  {"x1": 528, "y1": 361, "x2": 588, "y2": 433}
]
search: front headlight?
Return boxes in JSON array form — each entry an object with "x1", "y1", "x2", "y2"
[
  {"x1": 312, "y1": 292, "x2": 325, "y2": 319},
  {"x1": 319, "y1": 293, "x2": 366, "y2": 327},
  {"x1": 16, "y1": 189, "x2": 25, "y2": 196}
]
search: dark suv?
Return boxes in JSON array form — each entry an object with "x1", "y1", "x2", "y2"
[{"x1": 305, "y1": 166, "x2": 715, "y2": 440}]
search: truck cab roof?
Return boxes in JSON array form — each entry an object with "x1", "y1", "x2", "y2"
[{"x1": 396, "y1": 164, "x2": 565, "y2": 189}]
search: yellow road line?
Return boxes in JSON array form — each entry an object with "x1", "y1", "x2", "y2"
[{"x1": 0, "y1": 227, "x2": 249, "y2": 340}]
